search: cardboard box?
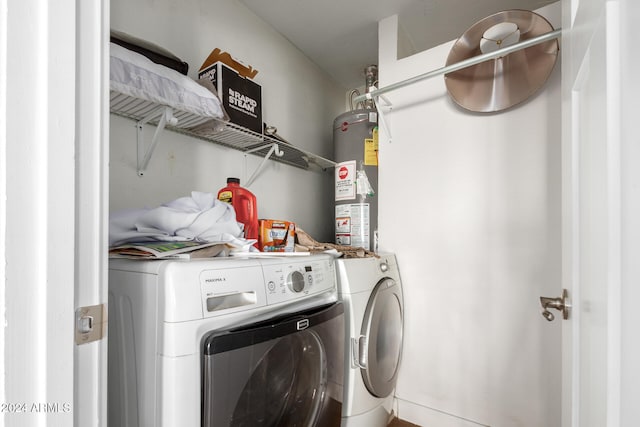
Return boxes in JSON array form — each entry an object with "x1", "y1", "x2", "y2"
[
  {"x1": 258, "y1": 220, "x2": 296, "y2": 252},
  {"x1": 199, "y1": 60, "x2": 262, "y2": 135}
]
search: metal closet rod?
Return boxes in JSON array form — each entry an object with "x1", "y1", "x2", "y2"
[{"x1": 353, "y1": 28, "x2": 562, "y2": 105}]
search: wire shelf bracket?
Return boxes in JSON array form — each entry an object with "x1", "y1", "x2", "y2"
[
  {"x1": 244, "y1": 143, "x2": 285, "y2": 187},
  {"x1": 136, "y1": 106, "x2": 178, "y2": 176},
  {"x1": 371, "y1": 91, "x2": 393, "y2": 143}
]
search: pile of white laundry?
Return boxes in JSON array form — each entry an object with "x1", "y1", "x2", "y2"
[{"x1": 109, "y1": 191, "x2": 256, "y2": 252}]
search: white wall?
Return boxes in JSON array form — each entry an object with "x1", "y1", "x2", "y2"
[
  {"x1": 377, "y1": 4, "x2": 562, "y2": 426},
  {"x1": 109, "y1": 0, "x2": 345, "y2": 241}
]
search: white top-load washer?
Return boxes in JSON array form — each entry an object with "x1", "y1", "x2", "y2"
[
  {"x1": 108, "y1": 254, "x2": 344, "y2": 427},
  {"x1": 335, "y1": 253, "x2": 404, "y2": 427}
]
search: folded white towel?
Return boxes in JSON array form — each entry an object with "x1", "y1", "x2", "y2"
[{"x1": 109, "y1": 191, "x2": 251, "y2": 249}]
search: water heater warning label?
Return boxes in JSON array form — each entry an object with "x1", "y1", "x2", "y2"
[
  {"x1": 335, "y1": 160, "x2": 356, "y2": 201},
  {"x1": 335, "y1": 203, "x2": 370, "y2": 249},
  {"x1": 364, "y1": 128, "x2": 379, "y2": 166}
]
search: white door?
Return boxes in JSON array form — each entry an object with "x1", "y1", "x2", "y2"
[
  {"x1": 562, "y1": 0, "x2": 640, "y2": 425},
  {"x1": 1, "y1": 0, "x2": 108, "y2": 425}
]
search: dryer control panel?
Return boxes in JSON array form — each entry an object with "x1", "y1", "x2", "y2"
[{"x1": 261, "y1": 256, "x2": 336, "y2": 305}]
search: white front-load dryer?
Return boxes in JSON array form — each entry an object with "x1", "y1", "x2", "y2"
[
  {"x1": 336, "y1": 253, "x2": 404, "y2": 427},
  {"x1": 108, "y1": 254, "x2": 344, "y2": 427}
]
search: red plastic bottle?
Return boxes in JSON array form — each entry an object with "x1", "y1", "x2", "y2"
[{"x1": 217, "y1": 178, "x2": 259, "y2": 245}]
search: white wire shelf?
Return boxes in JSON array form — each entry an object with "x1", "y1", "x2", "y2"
[{"x1": 109, "y1": 90, "x2": 337, "y2": 173}]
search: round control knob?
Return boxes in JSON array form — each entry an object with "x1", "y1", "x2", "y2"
[
  {"x1": 380, "y1": 261, "x2": 389, "y2": 273},
  {"x1": 287, "y1": 270, "x2": 305, "y2": 293}
]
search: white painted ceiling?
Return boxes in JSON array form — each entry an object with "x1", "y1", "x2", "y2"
[{"x1": 240, "y1": 0, "x2": 558, "y2": 89}]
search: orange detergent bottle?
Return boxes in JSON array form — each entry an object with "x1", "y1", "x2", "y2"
[{"x1": 217, "y1": 178, "x2": 259, "y2": 245}]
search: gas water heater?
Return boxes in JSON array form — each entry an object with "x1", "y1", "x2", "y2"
[{"x1": 333, "y1": 66, "x2": 379, "y2": 251}]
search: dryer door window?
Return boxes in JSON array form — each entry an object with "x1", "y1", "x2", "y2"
[
  {"x1": 360, "y1": 278, "x2": 403, "y2": 398},
  {"x1": 202, "y1": 302, "x2": 344, "y2": 427},
  {"x1": 232, "y1": 330, "x2": 325, "y2": 426}
]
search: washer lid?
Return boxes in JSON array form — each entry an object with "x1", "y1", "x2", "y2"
[
  {"x1": 444, "y1": 9, "x2": 559, "y2": 113},
  {"x1": 360, "y1": 278, "x2": 403, "y2": 398}
]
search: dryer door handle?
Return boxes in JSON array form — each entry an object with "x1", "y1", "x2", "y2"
[{"x1": 352, "y1": 335, "x2": 368, "y2": 369}]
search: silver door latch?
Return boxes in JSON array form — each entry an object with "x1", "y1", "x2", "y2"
[
  {"x1": 539, "y1": 289, "x2": 571, "y2": 321},
  {"x1": 75, "y1": 304, "x2": 106, "y2": 345}
]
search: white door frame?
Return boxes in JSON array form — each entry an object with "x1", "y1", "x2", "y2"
[
  {"x1": 74, "y1": 0, "x2": 110, "y2": 426},
  {"x1": 1, "y1": 0, "x2": 109, "y2": 425},
  {"x1": 618, "y1": 2, "x2": 640, "y2": 425},
  {"x1": 561, "y1": 0, "x2": 640, "y2": 425}
]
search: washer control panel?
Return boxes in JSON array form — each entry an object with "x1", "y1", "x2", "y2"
[{"x1": 262, "y1": 255, "x2": 336, "y2": 305}]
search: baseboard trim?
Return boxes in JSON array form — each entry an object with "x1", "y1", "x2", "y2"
[{"x1": 395, "y1": 398, "x2": 489, "y2": 427}]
